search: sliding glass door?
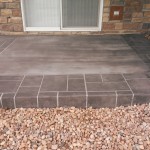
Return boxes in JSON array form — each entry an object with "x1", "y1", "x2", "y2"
[
  {"x1": 62, "y1": 0, "x2": 99, "y2": 29},
  {"x1": 23, "y1": 0, "x2": 61, "y2": 31},
  {"x1": 21, "y1": 0, "x2": 102, "y2": 31}
]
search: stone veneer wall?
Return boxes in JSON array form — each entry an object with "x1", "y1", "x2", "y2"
[
  {"x1": 0, "y1": 0, "x2": 150, "y2": 34},
  {"x1": 103, "y1": 0, "x2": 150, "y2": 33},
  {"x1": 0, "y1": 0, "x2": 23, "y2": 33}
]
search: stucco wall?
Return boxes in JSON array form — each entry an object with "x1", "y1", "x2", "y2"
[{"x1": 0, "y1": 0, "x2": 150, "y2": 35}]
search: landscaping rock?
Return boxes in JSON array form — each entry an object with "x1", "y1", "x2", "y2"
[{"x1": 0, "y1": 104, "x2": 150, "y2": 149}]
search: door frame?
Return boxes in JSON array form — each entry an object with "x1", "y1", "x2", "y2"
[{"x1": 21, "y1": 0, "x2": 104, "y2": 32}]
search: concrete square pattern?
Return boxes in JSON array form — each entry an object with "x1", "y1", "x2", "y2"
[{"x1": 0, "y1": 34, "x2": 150, "y2": 108}]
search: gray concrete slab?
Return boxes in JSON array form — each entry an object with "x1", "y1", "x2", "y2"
[
  {"x1": 0, "y1": 35, "x2": 149, "y2": 75},
  {"x1": 0, "y1": 73, "x2": 150, "y2": 108},
  {"x1": 0, "y1": 34, "x2": 150, "y2": 108}
]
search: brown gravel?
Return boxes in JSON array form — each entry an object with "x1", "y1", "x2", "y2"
[{"x1": 0, "y1": 104, "x2": 150, "y2": 150}]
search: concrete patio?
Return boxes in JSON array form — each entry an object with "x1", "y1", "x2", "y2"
[
  {"x1": 0, "y1": 35, "x2": 149, "y2": 75},
  {"x1": 0, "y1": 34, "x2": 150, "y2": 108}
]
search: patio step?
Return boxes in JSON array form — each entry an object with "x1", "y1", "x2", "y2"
[{"x1": 0, "y1": 73, "x2": 150, "y2": 109}]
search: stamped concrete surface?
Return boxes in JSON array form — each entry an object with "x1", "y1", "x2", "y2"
[
  {"x1": 0, "y1": 73, "x2": 150, "y2": 108},
  {"x1": 0, "y1": 35, "x2": 149, "y2": 75},
  {"x1": 0, "y1": 34, "x2": 150, "y2": 108}
]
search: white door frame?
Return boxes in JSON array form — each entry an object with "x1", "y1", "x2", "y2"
[{"x1": 21, "y1": 0, "x2": 104, "y2": 32}]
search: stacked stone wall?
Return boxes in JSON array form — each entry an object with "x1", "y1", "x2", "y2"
[{"x1": 0, "y1": 0, "x2": 23, "y2": 33}]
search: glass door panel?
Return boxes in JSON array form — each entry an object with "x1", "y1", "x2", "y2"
[
  {"x1": 23, "y1": 0, "x2": 60, "y2": 28},
  {"x1": 62, "y1": 0, "x2": 99, "y2": 28}
]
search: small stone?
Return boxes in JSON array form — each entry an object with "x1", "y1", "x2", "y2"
[
  {"x1": 19, "y1": 143, "x2": 26, "y2": 148},
  {"x1": 133, "y1": 137, "x2": 138, "y2": 143},
  {"x1": 0, "y1": 141, "x2": 5, "y2": 145},
  {"x1": 102, "y1": 145, "x2": 106, "y2": 149},
  {"x1": 41, "y1": 135, "x2": 45, "y2": 139},
  {"x1": 90, "y1": 134, "x2": 94, "y2": 139},
  {"x1": 86, "y1": 142, "x2": 90, "y2": 148},
  {"x1": 139, "y1": 145, "x2": 144, "y2": 149},
  {"x1": 41, "y1": 140, "x2": 46, "y2": 145},
  {"x1": 51, "y1": 145, "x2": 58, "y2": 150}
]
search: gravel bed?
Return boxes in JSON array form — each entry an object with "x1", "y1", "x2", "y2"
[{"x1": 0, "y1": 104, "x2": 150, "y2": 150}]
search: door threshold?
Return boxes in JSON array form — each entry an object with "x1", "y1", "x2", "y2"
[{"x1": 25, "y1": 27, "x2": 100, "y2": 32}]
